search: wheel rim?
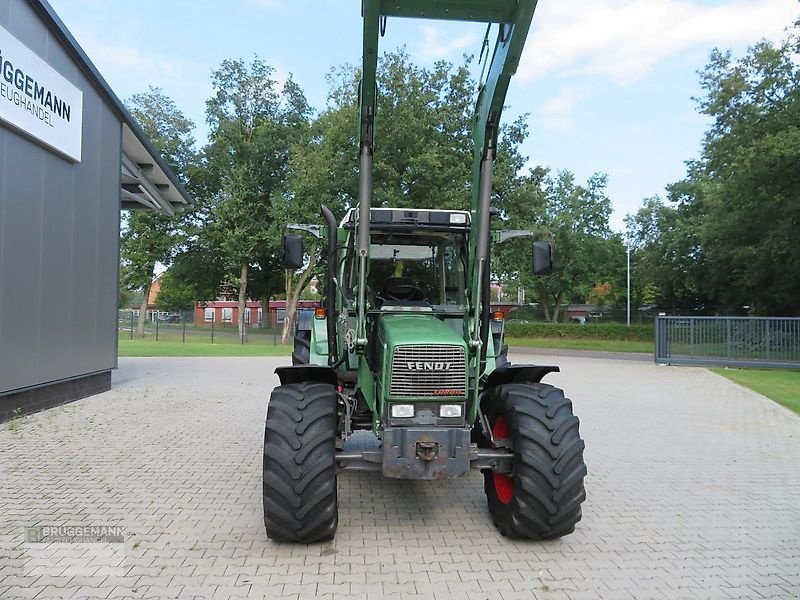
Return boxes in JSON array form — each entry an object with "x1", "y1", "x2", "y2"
[{"x1": 492, "y1": 415, "x2": 513, "y2": 505}]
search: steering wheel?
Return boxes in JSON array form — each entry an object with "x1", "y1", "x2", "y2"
[{"x1": 380, "y1": 277, "x2": 425, "y2": 302}]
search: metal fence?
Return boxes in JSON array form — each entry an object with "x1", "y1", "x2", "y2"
[
  {"x1": 118, "y1": 310, "x2": 284, "y2": 346},
  {"x1": 655, "y1": 316, "x2": 800, "y2": 369}
]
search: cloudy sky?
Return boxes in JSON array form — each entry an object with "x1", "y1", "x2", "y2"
[{"x1": 48, "y1": 0, "x2": 798, "y2": 230}]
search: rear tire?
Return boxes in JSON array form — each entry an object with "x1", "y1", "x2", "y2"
[
  {"x1": 495, "y1": 343, "x2": 509, "y2": 369},
  {"x1": 292, "y1": 329, "x2": 311, "y2": 365},
  {"x1": 481, "y1": 383, "x2": 586, "y2": 539},
  {"x1": 263, "y1": 382, "x2": 338, "y2": 542}
]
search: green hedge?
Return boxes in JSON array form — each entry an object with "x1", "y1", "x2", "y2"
[{"x1": 505, "y1": 321, "x2": 654, "y2": 342}]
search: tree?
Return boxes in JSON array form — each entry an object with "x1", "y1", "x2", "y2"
[
  {"x1": 624, "y1": 196, "x2": 707, "y2": 309},
  {"x1": 667, "y1": 22, "x2": 800, "y2": 314},
  {"x1": 120, "y1": 213, "x2": 178, "y2": 335},
  {"x1": 121, "y1": 88, "x2": 196, "y2": 335},
  {"x1": 203, "y1": 58, "x2": 312, "y2": 341},
  {"x1": 281, "y1": 50, "x2": 530, "y2": 337},
  {"x1": 587, "y1": 282, "x2": 617, "y2": 309},
  {"x1": 154, "y1": 271, "x2": 196, "y2": 313},
  {"x1": 118, "y1": 286, "x2": 135, "y2": 309},
  {"x1": 128, "y1": 86, "x2": 196, "y2": 175},
  {"x1": 494, "y1": 170, "x2": 620, "y2": 322}
]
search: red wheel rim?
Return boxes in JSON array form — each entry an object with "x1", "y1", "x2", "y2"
[{"x1": 492, "y1": 416, "x2": 513, "y2": 504}]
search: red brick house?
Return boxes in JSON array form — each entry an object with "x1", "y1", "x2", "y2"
[{"x1": 194, "y1": 299, "x2": 321, "y2": 328}]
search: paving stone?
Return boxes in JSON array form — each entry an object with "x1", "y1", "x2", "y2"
[{"x1": 0, "y1": 356, "x2": 798, "y2": 600}]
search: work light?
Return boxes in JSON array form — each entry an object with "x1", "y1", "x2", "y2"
[
  {"x1": 439, "y1": 404, "x2": 462, "y2": 418},
  {"x1": 390, "y1": 404, "x2": 414, "y2": 418}
]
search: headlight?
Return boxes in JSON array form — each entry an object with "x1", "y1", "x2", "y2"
[
  {"x1": 439, "y1": 404, "x2": 462, "y2": 418},
  {"x1": 390, "y1": 404, "x2": 414, "y2": 418}
]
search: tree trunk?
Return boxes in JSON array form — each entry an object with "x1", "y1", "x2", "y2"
[
  {"x1": 541, "y1": 300, "x2": 551, "y2": 323},
  {"x1": 238, "y1": 262, "x2": 248, "y2": 342},
  {"x1": 137, "y1": 282, "x2": 151, "y2": 337},
  {"x1": 260, "y1": 293, "x2": 271, "y2": 329},
  {"x1": 281, "y1": 271, "x2": 292, "y2": 344},
  {"x1": 551, "y1": 293, "x2": 563, "y2": 323},
  {"x1": 281, "y1": 244, "x2": 318, "y2": 345}
]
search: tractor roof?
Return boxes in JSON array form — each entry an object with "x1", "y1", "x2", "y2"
[{"x1": 341, "y1": 208, "x2": 471, "y2": 230}]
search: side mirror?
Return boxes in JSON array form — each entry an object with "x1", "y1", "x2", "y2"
[
  {"x1": 532, "y1": 241, "x2": 553, "y2": 276},
  {"x1": 282, "y1": 234, "x2": 304, "y2": 270}
]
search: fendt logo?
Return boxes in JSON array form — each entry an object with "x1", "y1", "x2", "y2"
[{"x1": 406, "y1": 362, "x2": 452, "y2": 371}]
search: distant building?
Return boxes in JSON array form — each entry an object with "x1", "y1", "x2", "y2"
[{"x1": 194, "y1": 299, "x2": 321, "y2": 328}]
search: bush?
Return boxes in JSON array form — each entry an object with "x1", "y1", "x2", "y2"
[{"x1": 505, "y1": 321, "x2": 654, "y2": 342}]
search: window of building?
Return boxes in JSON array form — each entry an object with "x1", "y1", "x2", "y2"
[
  {"x1": 222, "y1": 308, "x2": 233, "y2": 322},
  {"x1": 204, "y1": 308, "x2": 214, "y2": 322}
]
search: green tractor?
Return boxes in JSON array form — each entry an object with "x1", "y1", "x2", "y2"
[{"x1": 263, "y1": 0, "x2": 587, "y2": 543}]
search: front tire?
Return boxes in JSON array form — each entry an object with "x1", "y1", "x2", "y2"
[
  {"x1": 263, "y1": 382, "x2": 338, "y2": 542},
  {"x1": 481, "y1": 383, "x2": 587, "y2": 539}
]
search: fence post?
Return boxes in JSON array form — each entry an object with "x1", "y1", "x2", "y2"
[
  {"x1": 211, "y1": 313, "x2": 215, "y2": 344},
  {"x1": 726, "y1": 318, "x2": 732, "y2": 359},
  {"x1": 155, "y1": 314, "x2": 159, "y2": 341},
  {"x1": 182, "y1": 312, "x2": 186, "y2": 343},
  {"x1": 654, "y1": 317, "x2": 661, "y2": 364},
  {"x1": 765, "y1": 319, "x2": 771, "y2": 361},
  {"x1": 129, "y1": 311, "x2": 134, "y2": 341}
]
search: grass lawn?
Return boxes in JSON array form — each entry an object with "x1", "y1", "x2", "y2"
[
  {"x1": 121, "y1": 334, "x2": 653, "y2": 357},
  {"x1": 712, "y1": 368, "x2": 800, "y2": 415},
  {"x1": 119, "y1": 337, "x2": 291, "y2": 357},
  {"x1": 506, "y1": 337, "x2": 653, "y2": 354}
]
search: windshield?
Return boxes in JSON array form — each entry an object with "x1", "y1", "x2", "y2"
[{"x1": 361, "y1": 232, "x2": 466, "y2": 309}]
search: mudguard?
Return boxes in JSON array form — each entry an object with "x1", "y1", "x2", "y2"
[
  {"x1": 275, "y1": 365, "x2": 338, "y2": 387},
  {"x1": 483, "y1": 364, "x2": 559, "y2": 389}
]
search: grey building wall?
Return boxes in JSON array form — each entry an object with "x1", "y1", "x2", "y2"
[{"x1": 0, "y1": 0, "x2": 120, "y2": 395}]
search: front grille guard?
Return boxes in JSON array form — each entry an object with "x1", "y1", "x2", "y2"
[{"x1": 390, "y1": 345, "x2": 467, "y2": 398}]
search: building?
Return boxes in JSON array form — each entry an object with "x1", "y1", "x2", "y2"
[
  {"x1": 132, "y1": 273, "x2": 175, "y2": 322},
  {"x1": 194, "y1": 299, "x2": 321, "y2": 329},
  {"x1": 0, "y1": 0, "x2": 191, "y2": 421},
  {"x1": 196, "y1": 301, "x2": 262, "y2": 327}
]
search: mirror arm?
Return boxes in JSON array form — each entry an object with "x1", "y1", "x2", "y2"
[
  {"x1": 494, "y1": 229, "x2": 554, "y2": 244},
  {"x1": 286, "y1": 224, "x2": 324, "y2": 239}
]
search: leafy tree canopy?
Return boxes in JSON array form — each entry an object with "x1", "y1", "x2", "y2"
[{"x1": 690, "y1": 24, "x2": 800, "y2": 314}]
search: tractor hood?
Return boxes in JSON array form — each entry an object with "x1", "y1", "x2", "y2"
[
  {"x1": 378, "y1": 313, "x2": 468, "y2": 402},
  {"x1": 378, "y1": 313, "x2": 465, "y2": 348}
]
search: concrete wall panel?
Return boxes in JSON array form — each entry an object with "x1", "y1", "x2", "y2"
[{"x1": 0, "y1": 0, "x2": 121, "y2": 394}]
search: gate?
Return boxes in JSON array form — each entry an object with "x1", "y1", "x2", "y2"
[{"x1": 655, "y1": 316, "x2": 800, "y2": 369}]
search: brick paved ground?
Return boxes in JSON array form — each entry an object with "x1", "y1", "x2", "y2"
[{"x1": 1, "y1": 354, "x2": 799, "y2": 600}]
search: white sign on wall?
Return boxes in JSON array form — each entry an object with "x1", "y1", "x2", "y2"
[{"x1": 0, "y1": 24, "x2": 83, "y2": 162}]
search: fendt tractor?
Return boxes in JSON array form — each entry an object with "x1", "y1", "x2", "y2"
[{"x1": 262, "y1": 0, "x2": 587, "y2": 542}]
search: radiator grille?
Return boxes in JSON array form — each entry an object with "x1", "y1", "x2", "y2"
[{"x1": 390, "y1": 345, "x2": 466, "y2": 398}]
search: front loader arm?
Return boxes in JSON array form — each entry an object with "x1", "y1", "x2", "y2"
[
  {"x1": 356, "y1": 0, "x2": 540, "y2": 365},
  {"x1": 467, "y1": 4, "x2": 538, "y2": 366}
]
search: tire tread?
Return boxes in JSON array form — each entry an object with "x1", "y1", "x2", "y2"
[
  {"x1": 482, "y1": 382, "x2": 587, "y2": 540},
  {"x1": 263, "y1": 382, "x2": 338, "y2": 543}
]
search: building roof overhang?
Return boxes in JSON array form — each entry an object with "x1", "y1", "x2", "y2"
[{"x1": 26, "y1": 0, "x2": 193, "y2": 215}]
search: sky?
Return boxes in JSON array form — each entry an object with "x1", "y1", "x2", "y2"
[{"x1": 48, "y1": 0, "x2": 798, "y2": 231}]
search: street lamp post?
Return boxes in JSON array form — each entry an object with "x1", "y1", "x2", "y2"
[{"x1": 626, "y1": 243, "x2": 631, "y2": 326}]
